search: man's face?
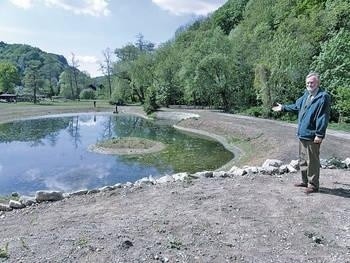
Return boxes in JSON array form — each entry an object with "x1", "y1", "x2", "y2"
[{"x1": 306, "y1": 76, "x2": 319, "y2": 92}]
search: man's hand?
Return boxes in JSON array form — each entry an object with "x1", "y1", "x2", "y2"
[
  {"x1": 314, "y1": 136, "x2": 323, "y2": 144},
  {"x1": 272, "y1": 103, "x2": 282, "y2": 112}
]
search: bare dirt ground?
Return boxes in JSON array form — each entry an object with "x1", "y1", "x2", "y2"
[{"x1": 0, "y1": 106, "x2": 349, "y2": 263}]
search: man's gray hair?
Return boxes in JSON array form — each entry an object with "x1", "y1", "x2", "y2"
[{"x1": 306, "y1": 72, "x2": 320, "y2": 81}]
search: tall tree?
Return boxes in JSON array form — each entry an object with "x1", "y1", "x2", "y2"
[
  {"x1": 0, "y1": 62, "x2": 20, "y2": 93},
  {"x1": 23, "y1": 60, "x2": 44, "y2": 104},
  {"x1": 100, "y1": 47, "x2": 114, "y2": 98},
  {"x1": 70, "y1": 53, "x2": 80, "y2": 100},
  {"x1": 313, "y1": 28, "x2": 350, "y2": 122}
]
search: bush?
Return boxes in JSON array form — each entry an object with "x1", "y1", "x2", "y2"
[
  {"x1": 79, "y1": 89, "x2": 96, "y2": 100},
  {"x1": 143, "y1": 86, "x2": 159, "y2": 115},
  {"x1": 241, "y1": 106, "x2": 264, "y2": 117}
]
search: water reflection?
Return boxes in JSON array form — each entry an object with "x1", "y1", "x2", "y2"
[{"x1": 0, "y1": 114, "x2": 233, "y2": 196}]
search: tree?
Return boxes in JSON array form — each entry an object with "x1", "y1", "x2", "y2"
[
  {"x1": 40, "y1": 56, "x2": 64, "y2": 97},
  {"x1": 313, "y1": 28, "x2": 350, "y2": 122},
  {"x1": 100, "y1": 47, "x2": 114, "y2": 98},
  {"x1": 0, "y1": 62, "x2": 20, "y2": 93},
  {"x1": 129, "y1": 53, "x2": 155, "y2": 103},
  {"x1": 23, "y1": 60, "x2": 44, "y2": 104},
  {"x1": 135, "y1": 33, "x2": 155, "y2": 52},
  {"x1": 113, "y1": 36, "x2": 155, "y2": 104},
  {"x1": 153, "y1": 42, "x2": 183, "y2": 106},
  {"x1": 70, "y1": 53, "x2": 80, "y2": 100},
  {"x1": 58, "y1": 69, "x2": 75, "y2": 99},
  {"x1": 211, "y1": 0, "x2": 249, "y2": 34}
]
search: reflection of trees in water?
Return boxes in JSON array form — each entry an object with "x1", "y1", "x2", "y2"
[
  {"x1": 111, "y1": 115, "x2": 172, "y2": 141},
  {"x1": 0, "y1": 118, "x2": 70, "y2": 145},
  {"x1": 110, "y1": 115, "x2": 234, "y2": 174},
  {"x1": 67, "y1": 116, "x2": 81, "y2": 148},
  {"x1": 100, "y1": 116, "x2": 114, "y2": 140}
]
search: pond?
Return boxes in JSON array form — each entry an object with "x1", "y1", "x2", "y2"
[{"x1": 0, "y1": 113, "x2": 233, "y2": 196}]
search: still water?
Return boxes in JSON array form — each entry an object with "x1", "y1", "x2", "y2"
[{"x1": 0, "y1": 114, "x2": 233, "y2": 196}]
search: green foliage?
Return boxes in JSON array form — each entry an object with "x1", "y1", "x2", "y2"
[
  {"x1": 241, "y1": 106, "x2": 264, "y2": 117},
  {"x1": 79, "y1": 88, "x2": 96, "y2": 100},
  {"x1": 313, "y1": 28, "x2": 350, "y2": 93},
  {"x1": 313, "y1": 28, "x2": 350, "y2": 122},
  {"x1": 0, "y1": 41, "x2": 93, "y2": 100},
  {"x1": 0, "y1": 41, "x2": 67, "y2": 79},
  {"x1": 211, "y1": 0, "x2": 249, "y2": 34},
  {"x1": 23, "y1": 60, "x2": 45, "y2": 103},
  {"x1": 0, "y1": 62, "x2": 20, "y2": 93},
  {"x1": 333, "y1": 87, "x2": 350, "y2": 123},
  {"x1": 195, "y1": 53, "x2": 236, "y2": 112},
  {"x1": 153, "y1": 42, "x2": 183, "y2": 106},
  {"x1": 143, "y1": 85, "x2": 159, "y2": 114}
]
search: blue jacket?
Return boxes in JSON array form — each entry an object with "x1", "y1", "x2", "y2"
[{"x1": 282, "y1": 89, "x2": 331, "y2": 140}]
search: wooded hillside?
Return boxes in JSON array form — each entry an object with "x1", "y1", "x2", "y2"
[{"x1": 1, "y1": 0, "x2": 349, "y2": 122}]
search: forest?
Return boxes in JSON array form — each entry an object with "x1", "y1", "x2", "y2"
[{"x1": 0, "y1": 0, "x2": 349, "y2": 122}]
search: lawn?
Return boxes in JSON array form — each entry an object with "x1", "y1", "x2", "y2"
[{"x1": 0, "y1": 100, "x2": 113, "y2": 124}]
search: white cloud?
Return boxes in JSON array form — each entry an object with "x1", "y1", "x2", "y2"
[
  {"x1": 74, "y1": 55, "x2": 99, "y2": 64},
  {"x1": 9, "y1": 0, "x2": 110, "y2": 16},
  {"x1": 9, "y1": 0, "x2": 33, "y2": 9},
  {"x1": 44, "y1": 0, "x2": 110, "y2": 16},
  {"x1": 67, "y1": 54, "x2": 101, "y2": 77},
  {"x1": 151, "y1": 0, "x2": 225, "y2": 16}
]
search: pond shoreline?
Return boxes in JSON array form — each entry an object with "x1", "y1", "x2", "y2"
[{"x1": 0, "y1": 105, "x2": 349, "y2": 262}]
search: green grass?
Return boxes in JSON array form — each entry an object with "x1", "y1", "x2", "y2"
[
  {"x1": 0, "y1": 100, "x2": 114, "y2": 124},
  {"x1": 328, "y1": 122, "x2": 350, "y2": 132}
]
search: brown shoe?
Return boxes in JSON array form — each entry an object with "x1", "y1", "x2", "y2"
[
  {"x1": 294, "y1": 183, "x2": 307, "y2": 187},
  {"x1": 305, "y1": 187, "x2": 319, "y2": 194}
]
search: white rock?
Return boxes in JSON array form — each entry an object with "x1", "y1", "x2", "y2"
[
  {"x1": 134, "y1": 177, "x2": 154, "y2": 187},
  {"x1": 172, "y1": 172, "x2": 189, "y2": 181},
  {"x1": 87, "y1": 189, "x2": 100, "y2": 194},
  {"x1": 286, "y1": 165, "x2": 297, "y2": 173},
  {"x1": 148, "y1": 175, "x2": 157, "y2": 184},
  {"x1": 229, "y1": 166, "x2": 239, "y2": 173},
  {"x1": 289, "y1": 160, "x2": 299, "y2": 169},
  {"x1": 192, "y1": 171, "x2": 213, "y2": 178},
  {"x1": 260, "y1": 166, "x2": 279, "y2": 175},
  {"x1": 70, "y1": 189, "x2": 89, "y2": 196},
  {"x1": 99, "y1": 186, "x2": 115, "y2": 192},
  {"x1": 0, "y1": 203, "x2": 13, "y2": 211},
  {"x1": 9, "y1": 200, "x2": 25, "y2": 209},
  {"x1": 19, "y1": 196, "x2": 36, "y2": 206},
  {"x1": 262, "y1": 159, "x2": 283, "y2": 168},
  {"x1": 124, "y1": 182, "x2": 133, "y2": 188},
  {"x1": 279, "y1": 165, "x2": 289, "y2": 174},
  {"x1": 156, "y1": 175, "x2": 174, "y2": 184},
  {"x1": 114, "y1": 183, "x2": 122, "y2": 188},
  {"x1": 342, "y1": 157, "x2": 350, "y2": 168},
  {"x1": 213, "y1": 171, "x2": 230, "y2": 178},
  {"x1": 231, "y1": 168, "x2": 247, "y2": 176},
  {"x1": 35, "y1": 191, "x2": 64, "y2": 202},
  {"x1": 244, "y1": 166, "x2": 259, "y2": 174}
]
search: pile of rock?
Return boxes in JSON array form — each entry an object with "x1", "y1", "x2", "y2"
[
  {"x1": 321, "y1": 157, "x2": 350, "y2": 169},
  {"x1": 1, "y1": 157, "x2": 348, "y2": 213}
]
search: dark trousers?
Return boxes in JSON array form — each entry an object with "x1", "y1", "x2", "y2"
[{"x1": 299, "y1": 139, "x2": 320, "y2": 189}]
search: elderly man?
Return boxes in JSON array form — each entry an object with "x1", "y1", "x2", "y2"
[{"x1": 272, "y1": 72, "x2": 331, "y2": 194}]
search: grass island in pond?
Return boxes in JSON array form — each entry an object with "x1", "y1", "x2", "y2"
[{"x1": 89, "y1": 137, "x2": 166, "y2": 155}]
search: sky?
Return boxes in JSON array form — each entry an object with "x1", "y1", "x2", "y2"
[{"x1": 0, "y1": 0, "x2": 227, "y2": 77}]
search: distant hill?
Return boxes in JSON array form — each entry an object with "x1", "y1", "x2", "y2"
[{"x1": 0, "y1": 41, "x2": 69, "y2": 79}]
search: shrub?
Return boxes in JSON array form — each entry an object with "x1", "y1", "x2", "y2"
[{"x1": 79, "y1": 89, "x2": 96, "y2": 100}]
